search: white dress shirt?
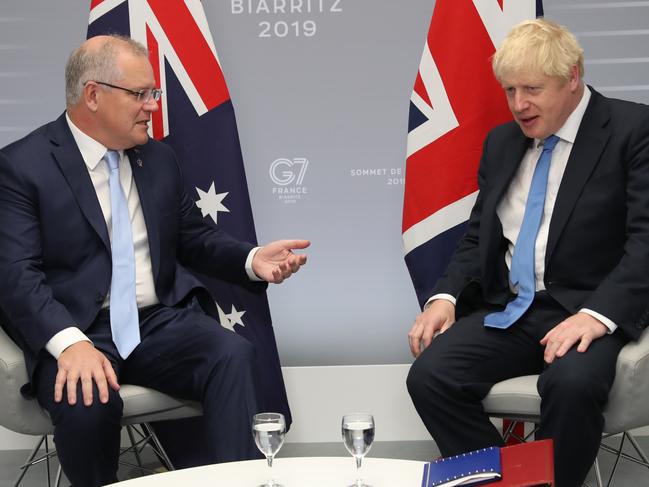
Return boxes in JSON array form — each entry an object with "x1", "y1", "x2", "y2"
[
  {"x1": 429, "y1": 87, "x2": 616, "y2": 333},
  {"x1": 45, "y1": 114, "x2": 260, "y2": 358}
]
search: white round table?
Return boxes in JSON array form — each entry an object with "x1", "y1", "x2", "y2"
[{"x1": 108, "y1": 457, "x2": 426, "y2": 486}]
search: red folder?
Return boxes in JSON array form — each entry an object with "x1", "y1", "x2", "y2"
[{"x1": 484, "y1": 439, "x2": 554, "y2": 486}]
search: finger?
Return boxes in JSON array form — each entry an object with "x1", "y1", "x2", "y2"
[
  {"x1": 282, "y1": 239, "x2": 310, "y2": 250},
  {"x1": 272, "y1": 267, "x2": 283, "y2": 283},
  {"x1": 540, "y1": 323, "x2": 564, "y2": 346},
  {"x1": 288, "y1": 256, "x2": 301, "y2": 273},
  {"x1": 577, "y1": 335, "x2": 592, "y2": 353},
  {"x1": 277, "y1": 261, "x2": 289, "y2": 275},
  {"x1": 66, "y1": 374, "x2": 79, "y2": 405},
  {"x1": 555, "y1": 337, "x2": 577, "y2": 358},
  {"x1": 81, "y1": 374, "x2": 94, "y2": 406},
  {"x1": 281, "y1": 263, "x2": 293, "y2": 279},
  {"x1": 439, "y1": 321, "x2": 455, "y2": 333},
  {"x1": 408, "y1": 324, "x2": 422, "y2": 357},
  {"x1": 92, "y1": 366, "x2": 109, "y2": 404},
  {"x1": 409, "y1": 337, "x2": 421, "y2": 357},
  {"x1": 54, "y1": 369, "x2": 67, "y2": 403},
  {"x1": 103, "y1": 360, "x2": 121, "y2": 392},
  {"x1": 544, "y1": 341, "x2": 560, "y2": 364},
  {"x1": 539, "y1": 332, "x2": 550, "y2": 346},
  {"x1": 420, "y1": 325, "x2": 437, "y2": 350}
]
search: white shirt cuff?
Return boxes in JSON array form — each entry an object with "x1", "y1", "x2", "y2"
[
  {"x1": 580, "y1": 308, "x2": 617, "y2": 334},
  {"x1": 245, "y1": 247, "x2": 264, "y2": 281},
  {"x1": 425, "y1": 293, "x2": 457, "y2": 309},
  {"x1": 45, "y1": 327, "x2": 92, "y2": 359}
]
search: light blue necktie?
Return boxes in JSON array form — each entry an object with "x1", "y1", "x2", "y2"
[
  {"x1": 105, "y1": 150, "x2": 140, "y2": 358},
  {"x1": 484, "y1": 135, "x2": 560, "y2": 329}
]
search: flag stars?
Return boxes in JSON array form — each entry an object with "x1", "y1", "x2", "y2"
[
  {"x1": 196, "y1": 182, "x2": 229, "y2": 225},
  {"x1": 226, "y1": 305, "x2": 246, "y2": 327},
  {"x1": 216, "y1": 302, "x2": 246, "y2": 331}
]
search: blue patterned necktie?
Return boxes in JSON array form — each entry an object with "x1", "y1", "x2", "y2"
[
  {"x1": 105, "y1": 150, "x2": 140, "y2": 358},
  {"x1": 484, "y1": 135, "x2": 560, "y2": 329}
]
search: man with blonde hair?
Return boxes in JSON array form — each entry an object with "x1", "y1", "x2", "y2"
[{"x1": 407, "y1": 18, "x2": 649, "y2": 486}]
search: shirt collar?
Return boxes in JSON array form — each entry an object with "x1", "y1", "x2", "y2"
[
  {"x1": 533, "y1": 84, "x2": 591, "y2": 148},
  {"x1": 65, "y1": 112, "x2": 123, "y2": 170}
]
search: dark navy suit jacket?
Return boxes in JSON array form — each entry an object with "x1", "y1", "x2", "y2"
[
  {"x1": 0, "y1": 113, "x2": 265, "y2": 379},
  {"x1": 429, "y1": 88, "x2": 649, "y2": 340}
]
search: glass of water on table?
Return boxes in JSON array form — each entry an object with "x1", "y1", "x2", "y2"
[
  {"x1": 253, "y1": 412, "x2": 286, "y2": 487},
  {"x1": 342, "y1": 412, "x2": 375, "y2": 487}
]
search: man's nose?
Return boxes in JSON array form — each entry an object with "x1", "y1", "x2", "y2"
[
  {"x1": 512, "y1": 92, "x2": 529, "y2": 112},
  {"x1": 143, "y1": 98, "x2": 159, "y2": 112}
]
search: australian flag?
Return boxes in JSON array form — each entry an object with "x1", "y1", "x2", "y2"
[
  {"x1": 403, "y1": 0, "x2": 544, "y2": 307},
  {"x1": 87, "y1": 0, "x2": 291, "y2": 465}
]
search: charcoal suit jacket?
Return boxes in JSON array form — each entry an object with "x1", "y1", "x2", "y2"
[{"x1": 428, "y1": 88, "x2": 649, "y2": 340}]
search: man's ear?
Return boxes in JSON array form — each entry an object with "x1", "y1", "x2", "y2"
[
  {"x1": 568, "y1": 64, "x2": 581, "y2": 92},
  {"x1": 83, "y1": 81, "x2": 100, "y2": 113}
]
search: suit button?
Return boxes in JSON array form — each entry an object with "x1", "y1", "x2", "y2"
[{"x1": 95, "y1": 293, "x2": 104, "y2": 303}]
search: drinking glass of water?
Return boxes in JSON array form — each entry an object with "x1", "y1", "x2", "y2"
[
  {"x1": 342, "y1": 412, "x2": 375, "y2": 487},
  {"x1": 252, "y1": 412, "x2": 286, "y2": 487}
]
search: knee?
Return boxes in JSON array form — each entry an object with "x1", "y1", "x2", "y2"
[
  {"x1": 204, "y1": 332, "x2": 256, "y2": 370},
  {"x1": 540, "y1": 366, "x2": 607, "y2": 407},
  {"x1": 406, "y1": 353, "x2": 446, "y2": 403},
  {"x1": 51, "y1": 388, "x2": 123, "y2": 435}
]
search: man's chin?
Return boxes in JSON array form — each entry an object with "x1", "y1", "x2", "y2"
[{"x1": 133, "y1": 133, "x2": 150, "y2": 145}]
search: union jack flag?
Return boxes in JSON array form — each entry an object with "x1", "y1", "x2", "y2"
[
  {"x1": 403, "y1": 0, "x2": 543, "y2": 307},
  {"x1": 87, "y1": 0, "x2": 290, "y2": 465}
]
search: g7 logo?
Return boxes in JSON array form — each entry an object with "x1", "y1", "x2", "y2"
[{"x1": 270, "y1": 158, "x2": 309, "y2": 186}]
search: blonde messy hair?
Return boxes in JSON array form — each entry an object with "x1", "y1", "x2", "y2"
[{"x1": 492, "y1": 18, "x2": 584, "y2": 83}]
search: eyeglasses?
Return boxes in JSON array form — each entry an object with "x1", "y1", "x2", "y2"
[{"x1": 86, "y1": 80, "x2": 162, "y2": 103}]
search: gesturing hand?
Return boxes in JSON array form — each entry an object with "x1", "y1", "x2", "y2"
[
  {"x1": 252, "y1": 239, "x2": 310, "y2": 283},
  {"x1": 55, "y1": 341, "x2": 120, "y2": 406}
]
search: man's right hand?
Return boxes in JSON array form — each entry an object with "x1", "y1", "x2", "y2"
[
  {"x1": 55, "y1": 341, "x2": 120, "y2": 406},
  {"x1": 408, "y1": 299, "x2": 456, "y2": 358}
]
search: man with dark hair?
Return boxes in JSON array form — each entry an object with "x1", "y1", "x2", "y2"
[{"x1": 0, "y1": 34, "x2": 309, "y2": 486}]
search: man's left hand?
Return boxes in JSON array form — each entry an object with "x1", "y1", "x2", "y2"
[
  {"x1": 540, "y1": 312, "x2": 608, "y2": 364},
  {"x1": 252, "y1": 239, "x2": 310, "y2": 283}
]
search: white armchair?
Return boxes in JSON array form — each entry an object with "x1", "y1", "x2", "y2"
[
  {"x1": 482, "y1": 327, "x2": 649, "y2": 487},
  {"x1": 0, "y1": 326, "x2": 203, "y2": 486}
]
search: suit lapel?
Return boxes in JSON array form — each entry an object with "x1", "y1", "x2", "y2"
[
  {"x1": 127, "y1": 146, "x2": 161, "y2": 281},
  {"x1": 546, "y1": 91, "x2": 611, "y2": 263},
  {"x1": 49, "y1": 115, "x2": 111, "y2": 251}
]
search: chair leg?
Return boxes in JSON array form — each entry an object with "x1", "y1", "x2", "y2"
[
  {"x1": 500, "y1": 420, "x2": 538, "y2": 444},
  {"x1": 593, "y1": 456, "x2": 603, "y2": 487},
  {"x1": 12, "y1": 435, "x2": 47, "y2": 487},
  {"x1": 594, "y1": 431, "x2": 649, "y2": 487},
  {"x1": 605, "y1": 432, "x2": 626, "y2": 487},
  {"x1": 126, "y1": 425, "x2": 144, "y2": 467},
  {"x1": 12, "y1": 425, "x2": 177, "y2": 485},
  {"x1": 54, "y1": 464, "x2": 63, "y2": 487},
  {"x1": 45, "y1": 436, "x2": 53, "y2": 487},
  {"x1": 140, "y1": 423, "x2": 175, "y2": 471},
  {"x1": 626, "y1": 432, "x2": 649, "y2": 465},
  {"x1": 501, "y1": 419, "x2": 518, "y2": 442}
]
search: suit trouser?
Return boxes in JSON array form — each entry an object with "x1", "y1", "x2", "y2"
[
  {"x1": 407, "y1": 292, "x2": 628, "y2": 487},
  {"x1": 34, "y1": 299, "x2": 261, "y2": 487}
]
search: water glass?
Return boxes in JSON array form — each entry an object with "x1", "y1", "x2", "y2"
[
  {"x1": 342, "y1": 412, "x2": 375, "y2": 487},
  {"x1": 253, "y1": 412, "x2": 286, "y2": 487}
]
